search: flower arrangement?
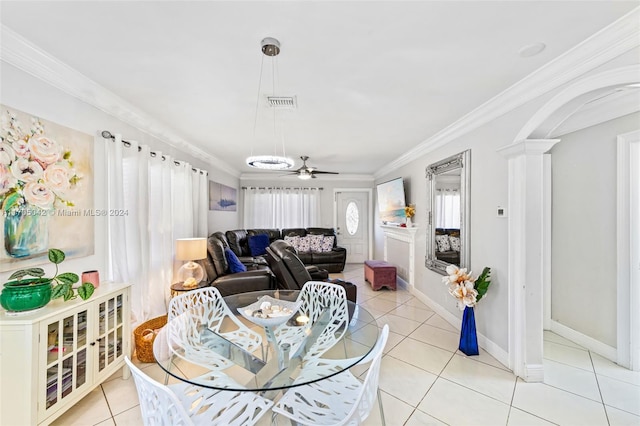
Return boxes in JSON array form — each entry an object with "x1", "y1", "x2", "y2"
[
  {"x1": 0, "y1": 110, "x2": 80, "y2": 214},
  {"x1": 404, "y1": 204, "x2": 415, "y2": 218},
  {"x1": 443, "y1": 265, "x2": 491, "y2": 310}
]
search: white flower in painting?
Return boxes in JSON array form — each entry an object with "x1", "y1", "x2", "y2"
[
  {"x1": 11, "y1": 157, "x2": 43, "y2": 182},
  {"x1": 449, "y1": 281, "x2": 478, "y2": 310},
  {"x1": 23, "y1": 181, "x2": 55, "y2": 209},
  {"x1": 12, "y1": 139, "x2": 30, "y2": 158},
  {"x1": 0, "y1": 164, "x2": 17, "y2": 196},
  {"x1": 0, "y1": 142, "x2": 16, "y2": 165},
  {"x1": 28, "y1": 135, "x2": 62, "y2": 165},
  {"x1": 43, "y1": 163, "x2": 72, "y2": 195}
]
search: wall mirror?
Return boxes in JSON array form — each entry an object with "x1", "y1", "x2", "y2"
[{"x1": 425, "y1": 150, "x2": 471, "y2": 275}]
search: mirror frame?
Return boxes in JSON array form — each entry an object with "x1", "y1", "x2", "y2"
[{"x1": 425, "y1": 150, "x2": 471, "y2": 275}]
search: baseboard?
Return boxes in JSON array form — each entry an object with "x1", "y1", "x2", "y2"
[
  {"x1": 524, "y1": 364, "x2": 544, "y2": 382},
  {"x1": 549, "y1": 320, "x2": 617, "y2": 361},
  {"x1": 396, "y1": 276, "x2": 409, "y2": 291},
  {"x1": 409, "y1": 288, "x2": 510, "y2": 368}
]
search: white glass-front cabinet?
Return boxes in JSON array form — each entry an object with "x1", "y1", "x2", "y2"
[{"x1": 0, "y1": 282, "x2": 131, "y2": 426}]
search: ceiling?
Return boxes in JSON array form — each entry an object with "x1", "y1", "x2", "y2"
[{"x1": 1, "y1": 1, "x2": 637, "y2": 179}]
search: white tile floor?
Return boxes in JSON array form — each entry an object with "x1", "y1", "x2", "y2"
[{"x1": 52, "y1": 264, "x2": 640, "y2": 426}]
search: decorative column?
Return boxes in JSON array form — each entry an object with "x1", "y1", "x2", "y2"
[
  {"x1": 498, "y1": 139, "x2": 559, "y2": 382},
  {"x1": 381, "y1": 225, "x2": 419, "y2": 288}
]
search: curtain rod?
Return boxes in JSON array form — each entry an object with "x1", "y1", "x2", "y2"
[
  {"x1": 102, "y1": 130, "x2": 207, "y2": 175},
  {"x1": 242, "y1": 186, "x2": 323, "y2": 190}
]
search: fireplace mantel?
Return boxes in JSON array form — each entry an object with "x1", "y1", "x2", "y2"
[{"x1": 381, "y1": 225, "x2": 418, "y2": 287}]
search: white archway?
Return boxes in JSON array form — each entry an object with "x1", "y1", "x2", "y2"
[{"x1": 500, "y1": 65, "x2": 640, "y2": 381}]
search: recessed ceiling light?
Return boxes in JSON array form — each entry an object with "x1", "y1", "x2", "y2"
[{"x1": 518, "y1": 42, "x2": 546, "y2": 58}]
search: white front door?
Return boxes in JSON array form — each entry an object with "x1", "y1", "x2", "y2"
[{"x1": 335, "y1": 191, "x2": 369, "y2": 264}]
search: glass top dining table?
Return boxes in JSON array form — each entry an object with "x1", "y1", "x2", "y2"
[{"x1": 153, "y1": 289, "x2": 379, "y2": 395}]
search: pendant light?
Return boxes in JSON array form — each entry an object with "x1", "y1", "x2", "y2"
[{"x1": 246, "y1": 37, "x2": 294, "y2": 170}]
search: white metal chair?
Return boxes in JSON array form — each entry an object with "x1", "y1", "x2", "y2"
[
  {"x1": 273, "y1": 281, "x2": 350, "y2": 360},
  {"x1": 272, "y1": 324, "x2": 389, "y2": 426},
  {"x1": 125, "y1": 356, "x2": 273, "y2": 426},
  {"x1": 167, "y1": 286, "x2": 263, "y2": 370}
]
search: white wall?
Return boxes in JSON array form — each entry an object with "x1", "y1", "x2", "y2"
[
  {"x1": 551, "y1": 112, "x2": 640, "y2": 347},
  {"x1": 0, "y1": 62, "x2": 239, "y2": 282}
]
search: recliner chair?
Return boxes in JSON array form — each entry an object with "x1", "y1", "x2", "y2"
[{"x1": 266, "y1": 240, "x2": 357, "y2": 305}]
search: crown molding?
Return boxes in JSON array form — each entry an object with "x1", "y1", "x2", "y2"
[
  {"x1": 240, "y1": 172, "x2": 374, "y2": 182},
  {"x1": 375, "y1": 6, "x2": 640, "y2": 179},
  {"x1": 0, "y1": 25, "x2": 239, "y2": 177}
]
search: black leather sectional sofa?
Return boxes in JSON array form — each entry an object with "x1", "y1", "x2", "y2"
[{"x1": 198, "y1": 227, "x2": 347, "y2": 297}]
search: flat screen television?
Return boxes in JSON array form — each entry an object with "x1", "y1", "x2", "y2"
[{"x1": 376, "y1": 177, "x2": 406, "y2": 225}]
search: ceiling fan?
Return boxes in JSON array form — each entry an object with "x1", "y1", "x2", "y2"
[{"x1": 286, "y1": 156, "x2": 339, "y2": 179}]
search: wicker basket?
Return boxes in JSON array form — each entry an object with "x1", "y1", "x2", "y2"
[{"x1": 133, "y1": 315, "x2": 167, "y2": 363}]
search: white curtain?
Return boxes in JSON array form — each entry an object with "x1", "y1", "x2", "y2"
[
  {"x1": 243, "y1": 187, "x2": 322, "y2": 228},
  {"x1": 435, "y1": 188, "x2": 461, "y2": 229},
  {"x1": 106, "y1": 135, "x2": 208, "y2": 325}
]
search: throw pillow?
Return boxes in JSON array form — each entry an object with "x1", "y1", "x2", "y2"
[
  {"x1": 320, "y1": 235, "x2": 335, "y2": 252},
  {"x1": 297, "y1": 235, "x2": 311, "y2": 253},
  {"x1": 435, "y1": 235, "x2": 451, "y2": 252},
  {"x1": 248, "y1": 233, "x2": 270, "y2": 256},
  {"x1": 284, "y1": 235, "x2": 300, "y2": 251},
  {"x1": 224, "y1": 248, "x2": 247, "y2": 273},
  {"x1": 449, "y1": 235, "x2": 461, "y2": 252},
  {"x1": 308, "y1": 234, "x2": 324, "y2": 253}
]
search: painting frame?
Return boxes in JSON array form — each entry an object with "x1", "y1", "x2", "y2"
[
  {"x1": 0, "y1": 105, "x2": 95, "y2": 271},
  {"x1": 209, "y1": 180, "x2": 237, "y2": 211}
]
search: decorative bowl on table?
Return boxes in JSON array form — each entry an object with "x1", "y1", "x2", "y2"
[{"x1": 238, "y1": 295, "x2": 302, "y2": 327}]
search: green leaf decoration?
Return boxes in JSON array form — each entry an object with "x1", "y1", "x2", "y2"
[
  {"x1": 63, "y1": 287, "x2": 76, "y2": 301},
  {"x1": 51, "y1": 283, "x2": 72, "y2": 299},
  {"x1": 78, "y1": 283, "x2": 95, "y2": 300},
  {"x1": 56, "y1": 272, "x2": 79, "y2": 285},
  {"x1": 48, "y1": 248, "x2": 65, "y2": 264},
  {"x1": 2, "y1": 191, "x2": 21, "y2": 212},
  {"x1": 475, "y1": 267, "x2": 492, "y2": 302},
  {"x1": 9, "y1": 268, "x2": 45, "y2": 280}
]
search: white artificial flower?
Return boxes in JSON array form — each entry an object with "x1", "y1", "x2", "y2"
[
  {"x1": 23, "y1": 181, "x2": 55, "y2": 209},
  {"x1": 28, "y1": 135, "x2": 62, "y2": 165},
  {"x1": 449, "y1": 280, "x2": 478, "y2": 310},
  {"x1": 11, "y1": 157, "x2": 43, "y2": 182}
]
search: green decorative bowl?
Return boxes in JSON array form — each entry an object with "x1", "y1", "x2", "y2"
[{"x1": 1, "y1": 279, "x2": 52, "y2": 312}]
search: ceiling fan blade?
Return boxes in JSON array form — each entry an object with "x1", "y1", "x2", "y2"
[{"x1": 310, "y1": 170, "x2": 339, "y2": 175}]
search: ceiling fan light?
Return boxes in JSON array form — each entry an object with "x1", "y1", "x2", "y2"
[
  {"x1": 298, "y1": 171, "x2": 312, "y2": 180},
  {"x1": 246, "y1": 155, "x2": 294, "y2": 170}
]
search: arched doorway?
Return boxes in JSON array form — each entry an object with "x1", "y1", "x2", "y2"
[{"x1": 500, "y1": 65, "x2": 640, "y2": 381}]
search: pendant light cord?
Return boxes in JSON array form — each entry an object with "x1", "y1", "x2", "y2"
[{"x1": 251, "y1": 54, "x2": 266, "y2": 156}]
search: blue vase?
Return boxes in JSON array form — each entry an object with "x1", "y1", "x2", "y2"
[
  {"x1": 459, "y1": 306, "x2": 479, "y2": 356},
  {"x1": 4, "y1": 206, "x2": 50, "y2": 258}
]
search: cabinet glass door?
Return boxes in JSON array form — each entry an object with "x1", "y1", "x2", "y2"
[
  {"x1": 41, "y1": 308, "x2": 89, "y2": 417},
  {"x1": 96, "y1": 293, "x2": 124, "y2": 373}
]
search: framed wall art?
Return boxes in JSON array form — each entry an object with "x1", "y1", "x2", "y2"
[
  {"x1": 0, "y1": 105, "x2": 94, "y2": 271},
  {"x1": 209, "y1": 180, "x2": 237, "y2": 211}
]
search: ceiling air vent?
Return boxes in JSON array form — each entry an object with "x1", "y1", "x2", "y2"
[{"x1": 267, "y1": 96, "x2": 297, "y2": 109}]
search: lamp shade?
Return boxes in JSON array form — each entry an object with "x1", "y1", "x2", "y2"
[{"x1": 175, "y1": 238, "x2": 207, "y2": 261}]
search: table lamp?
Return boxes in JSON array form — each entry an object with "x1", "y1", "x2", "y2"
[{"x1": 175, "y1": 238, "x2": 207, "y2": 284}]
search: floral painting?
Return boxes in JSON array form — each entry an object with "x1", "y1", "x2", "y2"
[
  {"x1": 0, "y1": 105, "x2": 94, "y2": 271},
  {"x1": 209, "y1": 180, "x2": 237, "y2": 211}
]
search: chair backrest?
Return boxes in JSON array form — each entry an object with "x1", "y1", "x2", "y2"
[
  {"x1": 168, "y1": 287, "x2": 262, "y2": 353},
  {"x1": 124, "y1": 356, "x2": 193, "y2": 426},
  {"x1": 342, "y1": 324, "x2": 389, "y2": 425},
  {"x1": 298, "y1": 281, "x2": 350, "y2": 359},
  {"x1": 270, "y1": 239, "x2": 312, "y2": 289}
]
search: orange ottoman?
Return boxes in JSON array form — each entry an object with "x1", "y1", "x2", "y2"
[{"x1": 364, "y1": 260, "x2": 397, "y2": 291}]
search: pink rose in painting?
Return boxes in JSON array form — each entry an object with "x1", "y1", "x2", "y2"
[
  {"x1": 0, "y1": 142, "x2": 16, "y2": 165},
  {"x1": 12, "y1": 139, "x2": 30, "y2": 158},
  {"x1": 43, "y1": 163, "x2": 72, "y2": 194},
  {"x1": 11, "y1": 157, "x2": 43, "y2": 182},
  {"x1": 0, "y1": 164, "x2": 17, "y2": 196},
  {"x1": 23, "y1": 181, "x2": 55, "y2": 209},
  {"x1": 28, "y1": 135, "x2": 62, "y2": 165}
]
